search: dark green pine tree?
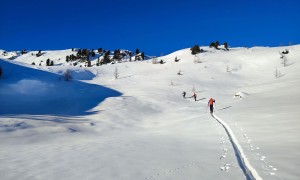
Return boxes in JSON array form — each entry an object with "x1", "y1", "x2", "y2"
[
  {"x1": 209, "y1": 42, "x2": 216, "y2": 48},
  {"x1": 191, "y1": 45, "x2": 201, "y2": 55},
  {"x1": 141, "y1": 52, "x2": 145, "y2": 60},
  {"x1": 135, "y1": 48, "x2": 140, "y2": 55},
  {"x1": 46, "y1": 59, "x2": 51, "y2": 66},
  {"x1": 87, "y1": 60, "x2": 92, "y2": 67},
  {"x1": 224, "y1": 42, "x2": 229, "y2": 50},
  {"x1": 215, "y1": 41, "x2": 220, "y2": 49}
]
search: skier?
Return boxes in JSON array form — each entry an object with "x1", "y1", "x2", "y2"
[
  {"x1": 182, "y1": 91, "x2": 186, "y2": 98},
  {"x1": 193, "y1": 92, "x2": 197, "y2": 101},
  {"x1": 208, "y1": 98, "x2": 215, "y2": 113}
]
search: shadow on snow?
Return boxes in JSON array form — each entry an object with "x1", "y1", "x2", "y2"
[{"x1": 0, "y1": 60, "x2": 122, "y2": 116}]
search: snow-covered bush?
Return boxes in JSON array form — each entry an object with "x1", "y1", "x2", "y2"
[{"x1": 62, "y1": 70, "x2": 72, "y2": 81}]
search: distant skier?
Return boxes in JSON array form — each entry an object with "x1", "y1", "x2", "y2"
[
  {"x1": 208, "y1": 98, "x2": 215, "y2": 113},
  {"x1": 193, "y1": 92, "x2": 197, "y2": 101},
  {"x1": 182, "y1": 91, "x2": 186, "y2": 98}
]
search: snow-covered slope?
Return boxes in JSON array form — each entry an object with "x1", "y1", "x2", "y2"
[{"x1": 0, "y1": 45, "x2": 299, "y2": 180}]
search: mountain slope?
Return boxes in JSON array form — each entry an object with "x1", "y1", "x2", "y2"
[{"x1": 0, "y1": 45, "x2": 299, "y2": 180}]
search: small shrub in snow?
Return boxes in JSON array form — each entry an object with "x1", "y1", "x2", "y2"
[
  {"x1": 62, "y1": 70, "x2": 72, "y2": 81},
  {"x1": 194, "y1": 55, "x2": 202, "y2": 63},
  {"x1": 152, "y1": 57, "x2": 158, "y2": 64},
  {"x1": 170, "y1": 80, "x2": 175, "y2": 86},
  {"x1": 36, "y1": 50, "x2": 42, "y2": 57},
  {"x1": 226, "y1": 65, "x2": 230, "y2": 72},
  {"x1": 177, "y1": 69, "x2": 183, "y2": 75},
  {"x1": 274, "y1": 68, "x2": 281, "y2": 78},
  {"x1": 114, "y1": 67, "x2": 119, "y2": 79},
  {"x1": 281, "y1": 56, "x2": 288, "y2": 67}
]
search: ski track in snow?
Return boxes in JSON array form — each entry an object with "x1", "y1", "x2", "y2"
[
  {"x1": 230, "y1": 118, "x2": 282, "y2": 179},
  {"x1": 210, "y1": 116, "x2": 233, "y2": 173},
  {"x1": 211, "y1": 113, "x2": 262, "y2": 180}
]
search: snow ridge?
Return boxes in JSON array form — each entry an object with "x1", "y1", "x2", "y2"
[{"x1": 212, "y1": 113, "x2": 262, "y2": 180}]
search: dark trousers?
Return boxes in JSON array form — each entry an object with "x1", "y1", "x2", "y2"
[{"x1": 210, "y1": 105, "x2": 214, "y2": 112}]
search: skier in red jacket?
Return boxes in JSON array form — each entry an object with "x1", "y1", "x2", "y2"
[
  {"x1": 193, "y1": 92, "x2": 197, "y2": 101},
  {"x1": 208, "y1": 98, "x2": 215, "y2": 113}
]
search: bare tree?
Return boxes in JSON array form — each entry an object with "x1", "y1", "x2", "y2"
[
  {"x1": 226, "y1": 65, "x2": 231, "y2": 72},
  {"x1": 152, "y1": 57, "x2": 158, "y2": 64},
  {"x1": 194, "y1": 55, "x2": 202, "y2": 63},
  {"x1": 170, "y1": 80, "x2": 175, "y2": 86},
  {"x1": 282, "y1": 56, "x2": 288, "y2": 67},
  {"x1": 274, "y1": 68, "x2": 281, "y2": 78},
  {"x1": 114, "y1": 67, "x2": 119, "y2": 79}
]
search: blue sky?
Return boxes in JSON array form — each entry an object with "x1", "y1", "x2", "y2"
[{"x1": 0, "y1": 0, "x2": 299, "y2": 56}]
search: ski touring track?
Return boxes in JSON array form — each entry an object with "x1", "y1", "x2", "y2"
[{"x1": 211, "y1": 113, "x2": 263, "y2": 180}]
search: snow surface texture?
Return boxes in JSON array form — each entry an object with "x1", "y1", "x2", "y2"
[
  {"x1": 212, "y1": 113, "x2": 262, "y2": 180},
  {"x1": 1, "y1": 45, "x2": 300, "y2": 180}
]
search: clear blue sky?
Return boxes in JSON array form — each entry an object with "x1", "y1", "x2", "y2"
[{"x1": 0, "y1": 0, "x2": 299, "y2": 56}]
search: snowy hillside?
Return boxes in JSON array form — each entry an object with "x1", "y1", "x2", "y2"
[
  {"x1": 0, "y1": 45, "x2": 300, "y2": 180},
  {"x1": 0, "y1": 48, "x2": 150, "y2": 67}
]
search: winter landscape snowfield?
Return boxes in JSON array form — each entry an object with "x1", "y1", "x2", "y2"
[{"x1": 0, "y1": 45, "x2": 300, "y2": 180}]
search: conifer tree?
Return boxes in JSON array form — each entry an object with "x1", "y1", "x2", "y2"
[
  {"x1": 191, "y1": 45, "x2": 201, "y2": 55},
  {"x1": 141, "y1": 52, "x2": 145, "y2": 60},
  {"x1": 224, "y1": 42, "x2": 229, "y2": 50}
]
